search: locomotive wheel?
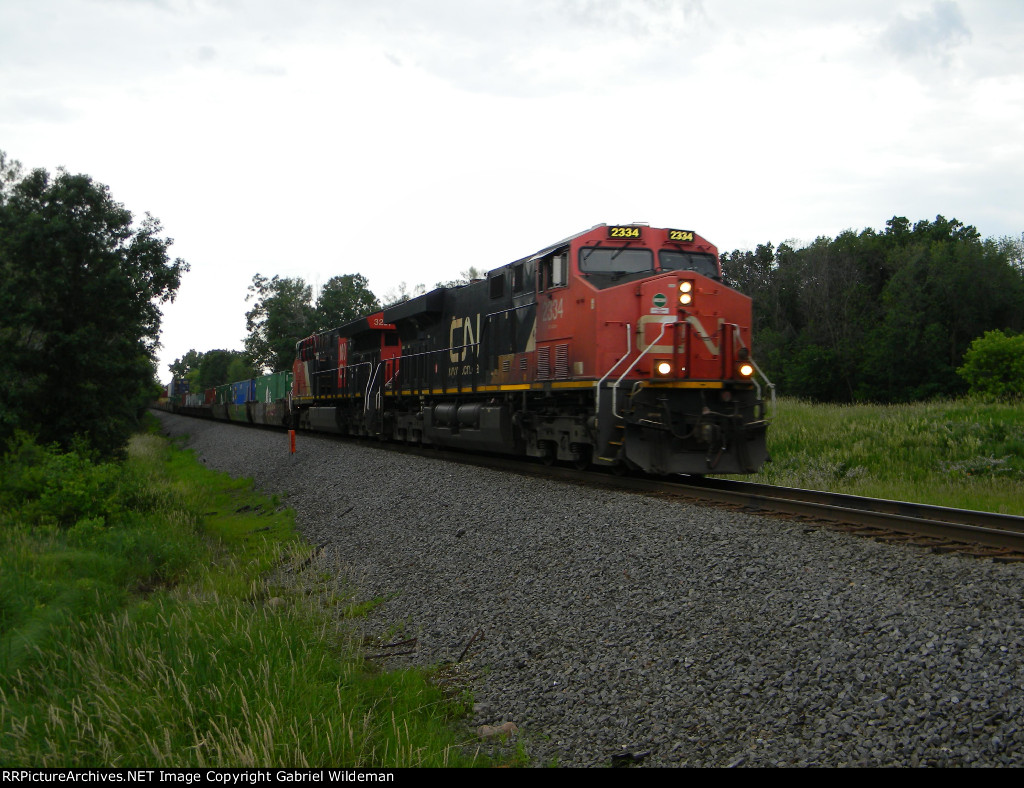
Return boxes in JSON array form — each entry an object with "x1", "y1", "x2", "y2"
[{"x1": 540, "y1": 441, "x2": 557, "y2": 466}]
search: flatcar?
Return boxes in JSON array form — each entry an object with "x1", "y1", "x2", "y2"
[{"x1": 284, "y1": 223, "x2": 770, "y2": 475}]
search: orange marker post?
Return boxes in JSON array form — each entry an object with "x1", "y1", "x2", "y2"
[{"x1": 289, "y1": 429, "x2": 296, "y2": 454}]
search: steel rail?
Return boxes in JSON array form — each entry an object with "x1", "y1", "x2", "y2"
[
  {"x1": 155, "y1": 410, "x2": 1024, "y2": 556},
  {"x1": 661, "y1": 476, "x2": 1024, "y2": 553},
  {"x1": 380, "y1": 444, "x2": 1024, "y2": 555}
]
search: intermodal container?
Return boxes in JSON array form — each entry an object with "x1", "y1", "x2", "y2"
[
  {"x1": 230, "y1": 379, "x2": 256, "y2": 405},
  {"x1": 255, "y1": 371, "x2": 293, "y2": 403}
]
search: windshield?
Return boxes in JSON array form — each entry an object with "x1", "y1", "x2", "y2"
[
  {"x1": 579, "y1": 247, "x2": 654, "y2": 275},
  {"x1": 659, "y1": 251, "x2": 719, "y2": 278}
]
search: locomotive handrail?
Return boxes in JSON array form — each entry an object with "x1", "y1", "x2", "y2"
[
  {"x1": 396, "y1": 343, "x2": 477, "y2": 363},
  {"x1": 377, "y1": 364, "x2": 390, "y2": 411},
  {"x1": 749, "y1": 357, "x2": 776, "y2": 414},
  {"x1": 730, "y1": 324, "x2": 776, "y2": 414},
  {"x1": 365, "y1": 363, "x2": 382, "y2": 412},
  {"x1": 306, "y1": 361, "x2": 373, "y2": 402},
  {"x1": 484, "y1": 302, "x2": 535, "y2": 320},
  {"x1": 391, "y1": 343, "x2": 477, "y2": 393},
  {"x1": 311, "y1": 361, "x2": 373, "y2": 378},
  {"x1": 594, "y1": 323, "x2": 632, "y2": 424},
  {"x1": 611, "y1": 320, "x2": 676, "y2": 418}
]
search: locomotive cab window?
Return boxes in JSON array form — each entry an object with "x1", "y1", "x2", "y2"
[
  {"x1": 659, "y1": 251, "x2": 720, "y2": 279},
  {"x1": 539, "y1": 252, "x2": 568, "y2": 291},
  {"x1": 489, "y1": 272, "x2": 505, "y2": 299},
  {"x1": 579, "y1": 247, "x2": 653, "y2": 275}
]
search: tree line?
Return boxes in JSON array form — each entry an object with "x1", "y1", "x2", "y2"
[
  {"x1": 171, "y1": 268, "x2": 483, "y2": 388},
  {"x1": 170, "y1": 273, "x2": 382, "y2": 389},
  {"x1": 4, "y1": 145, "x2": 1018, "y2": 461},
  {"x1": 721, "y1": 216, "x2": 1024, "y2": 403}
]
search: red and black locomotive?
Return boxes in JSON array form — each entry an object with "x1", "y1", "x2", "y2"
[{"x1": 289, "y1": 223, "x2": 769, "y2": 475}]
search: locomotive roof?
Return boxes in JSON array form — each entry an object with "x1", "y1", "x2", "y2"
[
  {"x1": 504, "y1": 224, "x2": 606, "y2": 269},
  {"x1": 365, "y1": 223, "x2": 691, "y2": 331},
  {"x1": 382, "y1": 287, "x2": 446, "y2": 324}
]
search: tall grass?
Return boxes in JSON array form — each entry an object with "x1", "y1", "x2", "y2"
[
  {"x1": 744, "y1": 397, "x2": 1024, "y2": 514},
  {"x1": 1, "y1": 431, "x2": 483, "y2": 767}
]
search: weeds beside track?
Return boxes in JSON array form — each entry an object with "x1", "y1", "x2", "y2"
[{"x1": 0, "y1": 425, "x2": 489, "y2": 768}]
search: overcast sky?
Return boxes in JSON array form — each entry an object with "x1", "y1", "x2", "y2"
[{"x1": 3, "y1": 0, "x2": 1022, "y2": 382}]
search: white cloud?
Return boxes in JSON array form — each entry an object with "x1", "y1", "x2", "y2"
[{"x1": 881, "y1": 0, "x2": 971, "y2": 64}]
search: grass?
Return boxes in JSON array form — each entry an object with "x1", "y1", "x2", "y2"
[
  {"x1": 7, "y1": 397, "x2": 1018, "y2": 766},
  {"x1": 0, "y1": 427, "x2": 486, "y2": 768},
  {"x1": 741, "y1": 397, "x2": 1024, "y2": 514}
]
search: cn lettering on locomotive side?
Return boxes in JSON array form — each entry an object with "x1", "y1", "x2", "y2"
[{"x1": 448, "y1": 314, "x2": 481, "y2": 363}]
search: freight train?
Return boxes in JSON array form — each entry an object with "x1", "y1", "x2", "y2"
[{"x1": 160, "y1": 223, "x2": 770, "y2": 475}]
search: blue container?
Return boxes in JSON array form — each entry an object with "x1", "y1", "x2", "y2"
[
  {"x1": 230, "y1": 379, "x2": 256, "y2": 405},
  {"x1": 168, "y1": 378, "x2": 190, "y2": 397}
]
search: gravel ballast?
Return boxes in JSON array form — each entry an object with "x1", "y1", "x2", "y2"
[{"x1": 156, "y1": 412, "x2": 1024, "y2": 767}]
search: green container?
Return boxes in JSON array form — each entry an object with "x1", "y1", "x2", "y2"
[{"x1": 255, "y1": 371, "x2": 293, "y2": 403}]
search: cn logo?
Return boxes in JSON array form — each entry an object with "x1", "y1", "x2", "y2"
[{"x1": 449, "y1": 314, "x2": 481, "y2": 362}]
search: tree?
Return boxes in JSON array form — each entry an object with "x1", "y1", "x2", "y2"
[
  {"x1": 169, "y1": 348, "x2": 252, "y2": 390},
  {"x1": 0, "y1": 155, "x2": 187, "y2": 456},
  {"x1": 0, "y1": 151, "x2": 23, "y2": 200},
  {"x1": 198, "y1": 349, "x2": 250, "y2": 388},
  {"x1": 867, "y1": 220, "x2": 1023, "y2": 400},
  {"x1": 720, "y1": 242, "x2": 775, "y2": 296},
  {"x1": 723, "y1": 214, "x2": 1024, "y2": 403},
  {"x1": 383, "y1": 282, "x2": 427, "y2": 306},
  {"x1": 957, "y1": 330, "x2": 1024, "y2": 399},
  {"x1": 435, "y1": 266, "x2": 484, "y2": 289},
  {"x1": 314, "y1": 274, "x2": 380, "y2": 330},
  {"x1": 169, "y1": 349, "x2": 203, "y2": 380},
  {"x1": 998, "y1": 233, "x2": 1024, "y2": 274},
  {"x1": 244, "y1": 272, "x2": 386, "y2": 372},
  {"x1": 244, "y1": 274, "x2": 315, "y2": 373}
]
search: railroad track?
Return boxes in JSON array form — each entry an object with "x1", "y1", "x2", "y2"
[
  {"x1": 382, "y1": 442, "x2": 1024, "y2": 560},
  {"x1": 654, "y1": 476, "x2": 1024, "y2": 560},
  {"x1": 166, "y1": 413, "x2": 1024, "y2": 560}
]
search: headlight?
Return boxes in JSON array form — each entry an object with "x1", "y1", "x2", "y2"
[
  {"x1": 679, "y1": 280, "x2": 693, "y2": 306},
  {"x1": 656, "y1": 361, "x2": 672, "y2": 376},
  {"x1": 738, "y1": 363, "x2": 754, "y2": 378}
]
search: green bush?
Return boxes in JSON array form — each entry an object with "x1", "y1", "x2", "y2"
[
  {"x1": 0, "y1": 433, "x2": 153, "y2": 528},
  {"x1": 1, "y1": 434, "x2": 207, "y2": 674},
  {"x1": 957, "y1": 330, "x2": 1024, "y2": 399}
]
